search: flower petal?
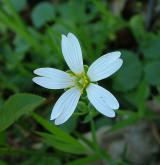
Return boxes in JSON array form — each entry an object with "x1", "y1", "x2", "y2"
[
  {"x1": 50, "y1": 87, "x2": 80, "y2": 125},
  {"x1": 61, "y1": 33, "x2": 84, "y2": 74},
  {"x1": 87, "y1": 51, "x2": 123, "y2": 81},
  {"x1": 86, "y1": 83, "x2": 120, "y2": 117},
  {"x1": 32, "y1": 68, "x2": 74, "y2": 89}
]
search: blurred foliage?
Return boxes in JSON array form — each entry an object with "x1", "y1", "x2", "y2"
[
  {"x1": 0, "y1": 0, "x2": 160, "y2": 164},
  {"x1": 0, "y1": 94, "x2": 45, "y2": 132}
]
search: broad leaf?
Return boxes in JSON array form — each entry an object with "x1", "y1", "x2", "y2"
[
  {"x1": 113, "y1": 50, "x2": 142, "y2": 92},
  {"x1": 141, "y1": 38, "x2": 160, "y2": 60},
  {"x1": 144, "y1": 61, "x2": 160, "y2": 85},
  {"x1": 124, "y1": 81, "x2": 149, "y2": 110},
  {"x1": 0, "y1": 93, "x2": 45, "y2": 132},
  {"x1": 31, "y1": 2, "x2": 55, "y2": 28},
  {"x1": 10, "y1": 0, "x2": 27, "y2": 12}
]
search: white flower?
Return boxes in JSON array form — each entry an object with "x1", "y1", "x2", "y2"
[{"x1": 32, "y1": 33, "x2": 123, "y2": 125}]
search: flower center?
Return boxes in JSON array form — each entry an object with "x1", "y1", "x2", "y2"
[
  {"x1": 67, "y1": 66, "x2": 90, "y2": 94},
  {"x1": 75, "y1": 72, "x2": 90, "y2": 93},
  {"x1": 68, "y1": 71, "x2": 90, "y2": 94}
]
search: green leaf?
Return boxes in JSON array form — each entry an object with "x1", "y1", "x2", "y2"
[
  {"x1": 59, "y1": 115, "x2": 78, "y2": 133},
  {"x1": 130, "y1": 15, "x2": 160, "y2": 60},
  {"x1": 14, "y1": 35, "x2": 30, "y2": 53},
  {"x1": 83, "y1": 108, "x2": 98, "y2": 123},
  {"x1": 136, "y1": 81, "x2": 149, "y2": 116},
  {"x1": 129, "y1": 15, "x2": 145, "y2": 42},
  {"x1": 156, "y1": 96, "x2": 160, "y2": 102},
  {"x1": 32, "y1": 113, "x2": 86, "y2": 154},
  {"x1": 141, "y1": 38, "x2": 160, "y2": 60},
  {"x1": 0, "y1": 160, "x2": 8, "y2": 165},
  {"x1": 0, "y1": 94, "x2": 45, "y2": 132},
  {"x1": 110, "y1": 113, "x2": 139, "y2": 132},
  {"x1": 113, "y1": 50, "x2": 142, "y2": 92},
  {"x1": 135, "y1": 81, "x2": 149, "y2": 104},
  {"x1": 9, "y1": 0, "x2": 27, "y2": 12},
  {"x1": 144, "y1": 61, "x2": 160, "y2": 85},
  {"x1": 31, "y1": 2, "x2": 55, "y2": 28},
  {"x1": 20, "y1": 156, "x2": 61, "y2": 165},
  {"x1": 58, "y1": 1, "x2": 89, "y2": 23},
  {"x1": 64, "y1": 154, "x2": 100, "y2": 165},
  {"x1": 37, "y1": 132, "x2": 85, "y2": 154},
  {"x1": 0, "y1": 131, "x2": 7, "y2": 145},
  {"x1": 124, "y1": 81, "x2": 149, "y2": 109}
]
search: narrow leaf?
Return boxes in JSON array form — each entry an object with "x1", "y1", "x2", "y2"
[
  {"x1": 37, "y1": 132, "x2": 85, "y2": 154},
  {"x1": 32, "y1": 113, "x2": 86, "y2": 154},
  {"x1": 64, "y1": 154, "x2": 100, "y2": 165}
]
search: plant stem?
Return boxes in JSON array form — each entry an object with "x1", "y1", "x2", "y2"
[{"x1": 90, "y1": 116, "x2": 111, "y2": 162}]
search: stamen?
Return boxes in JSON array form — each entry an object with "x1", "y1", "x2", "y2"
[{"x1": 68, "y1": 71, "x2": 90, "y2": 94}]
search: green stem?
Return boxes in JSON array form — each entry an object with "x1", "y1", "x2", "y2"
[
  {"x1": 90, "y1": 117, "x2": 97, "y2": 145},
  {"x1": 74, "y1": 132, "x2": 95, "y2": 152},
  {"x1": 90, "y1": 116, "x2": 111, "y2": 162}
]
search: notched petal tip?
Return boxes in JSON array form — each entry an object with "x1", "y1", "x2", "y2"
[
  {"x1": 32, "y1": 77, "x2": 44, "y2": 86},
  {"x1": 32, "y1": 77, "x2": 37, "y2": 83},
  {"x1": 100, "y1": 108, "x2": 116, "y2": 118},
  {"x1": 67, "y1": 32, "x2": 71, "y2": 36},
  {"x1": 118, "y1": 58, "x2": 123, "y2": 68},
  {"x1": 62, "y1": 32, "x2": 74, "y2": 38},
  {"x1": 49, "y1": 87, "x2": 81, "y2": 125},
  {"x1": 33, "y1": 68, "x2": 42, "y2": 75},
  {"x1": 61, "y1": 34, "x2": 67, "y2": 40},
  {"x1": 33, "y1": 69, "x2": 38, "y2": 75},
  {"x1": 50, "y1": 114, "x2": 55, "y2": 121},
  {"x1": 107, "y1": 51, "x2": 121, "y2": 59},
  {"x1": 67, "y1": 32, "x2": 75, "y2": 38},
  {"x1": 54, "y1": 119, "x2": 61, "y2": 125},
  {"x1": 115, "y1": 51, "x2": 121, "y2": 56},
  {"x1": 114, "y1": 102, "x2": 120, "y2": 110},
  {"x1": 86, "y1": 84, "x2": 119, "y2": 117},
  {"x1": 109, "y1": 110, "x2": 116, "y2": 118},
  {"x1": 61, "y1": 32, "x2": 84, "y2": 74}
]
